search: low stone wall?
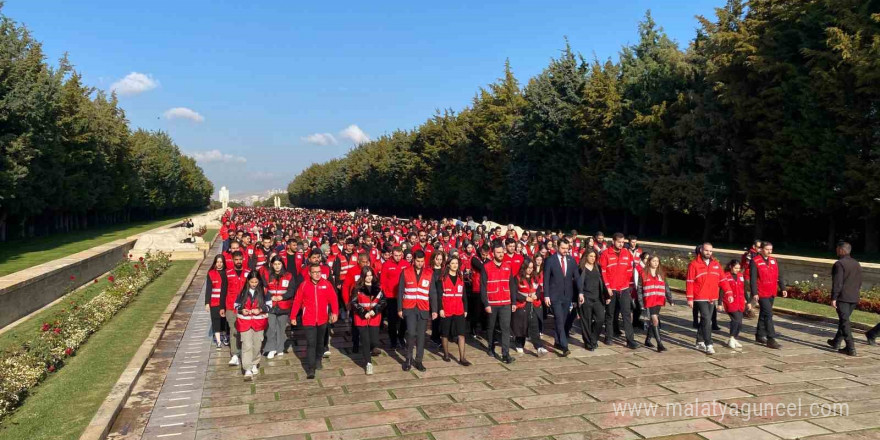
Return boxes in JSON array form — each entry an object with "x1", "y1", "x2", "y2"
[{"x1": 0, "y1": 238, "x2": 137, "y2": 329}]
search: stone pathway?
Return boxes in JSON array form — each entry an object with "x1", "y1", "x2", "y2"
[{"x1": 112, "y1": 262, "x2": 880, "y2": 439}]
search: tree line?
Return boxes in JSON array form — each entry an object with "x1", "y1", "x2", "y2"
[
  {"x1": 288, "y1": 0, "x2": 879, "y2": 252},
  {"x1": 0, "y1": 7, "x2": 213, "y2": 241}
]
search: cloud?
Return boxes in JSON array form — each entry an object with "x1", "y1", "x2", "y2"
[
  {"x1": 110, "y1": 72, "x2": 159, "y2": 96},
  {"x1": 188, "y1": 149, "x2": 246, "y2": 163},
  {"x1": 163, "y1": 107, "x2": 205, "y2": 122},
  {"x1": 302, "y1": 133, "x2": 337, "y2": 146},
  {"x1": 250, "y1": 171, "x2": 279, "y2": 181},
  {"x1": 302, "y1": 125, "x2": 371, "y2": 147},
  {"x1": 339, "y1": 124, "x2": 370, "y2": 145}
]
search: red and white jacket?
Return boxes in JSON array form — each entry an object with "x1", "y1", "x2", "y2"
[
  {"x1": 290, "y1": 278, "x2": 339, "y2": 326},
  {"x1": 598, "y1": 248, "x2": 635, "y2": 292},
  {"x1": 234, "y1": 287, "x2": 269, "y2": 332},
  {"x1": 721, "y1": 271, "x2": 747, "y2": 312},
  {"x1": 224, "y1": 268, "x2": 250, "y2": 310},
  {"x1": 440, "y1": 274, "x2": 466, "y2": 316},
  {"x1": 686, "y1": 258, "x2": 723, "y2": 302}
]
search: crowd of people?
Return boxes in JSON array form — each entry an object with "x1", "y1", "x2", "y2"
[{"x1": 204, "y1": 207, "x2": 868, "y2": 381}]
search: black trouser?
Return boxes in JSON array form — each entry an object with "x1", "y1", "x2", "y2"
[
  {"x1": 351, "y1": 323, "x2": 360, "y2": 352},
  {"x1": 728, "y1": 311, "x2": 743, "y2": 338},
  {"x1": 835, "y1": 301, "x2": 856, "y2": 350},
  {"x1": 431, "y1": 317, "x2": 441, "y2": 344},
  {"x1": 357, "y1": 325, "x2": 379, "y2": 364},
  {"x1": 468, "y1": 289, "x2": 485, "y2": 334},
  {"x1": 693, "y1": 304, "x2": 718, "y2": 328},
  {"x1": 552, "y1": 300, "x2": 572, "y2": 350},
  {"x1": 632, "y1": 296, "x2": 642, "y2": 329},
  {"x1": 304, "y1": 324, "x2": 327, "y2": 373},
  {"x1": 580, "y1": 299, "x2": 604, "y2": 348},
  {"x1": 515, "y1": 303, "x2": 544, "y2": 350},
  {"x1": 695, "y1": 301, "x2": 714, "y2": 345},
  {"x1": 487, "y1": 305, "x2": 512, "y2": 356},
  {"x1": 868, "y1": 322, "x2": 880, "y2": 340},
  {"x1": 756, "y1": 296, "x2": 776, "y2": 339},
  {"x1": 403, "y1": 309, "x2": 428, "y2": 363},
  {"x1": 605, "y1": 290, "x2": 635, "y2": 344},
  {"x1": 385, "y1": 300, "x2": 405, "y2": 346}
]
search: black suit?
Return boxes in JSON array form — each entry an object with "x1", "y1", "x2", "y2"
[{"x1": 543, "y1": 253, "x2": 581, "y2": 350}]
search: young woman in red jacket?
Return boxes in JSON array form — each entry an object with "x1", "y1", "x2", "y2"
[
  {"x1": 438, "y1": 256, "x2": 471, "y2": 365},
  {"x1": 349, "y1": 266, "x2": 386, "y2": 375},
  {"x1": 638, "y1": 254, "x2": 674, "y2": 352},
  {"x1": 720, "y1": 260, "x2": 749, "y2": 349},
  {"x1": 290, "y1": 263, "x2": 339, "y2": 379},
  {"x1": 234, "y1": 272, "x2": 270, "y2": 380},
  {"x1": 512, "y1": 259, "x2": 547, "y2": 356}
]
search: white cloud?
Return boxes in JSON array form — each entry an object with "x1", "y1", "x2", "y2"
[
  {"x1": 250, "y1": 171, "x2": 279, "y2": 181},
  {"x1": 110, "y1": 72, "x2": 158, "y2": 96},
  {"x1": 339, "y1": 124, "x2": 370, "y2": 145},
  {"x1": 163, "y1": 107, "x2": 205, "y2": 122},
  {"x1": 302, "y1": 133, "x2": 337, "y2": 146},
  {"x1": 188, "y1": 149, "x2": 246, "y2": 163}
]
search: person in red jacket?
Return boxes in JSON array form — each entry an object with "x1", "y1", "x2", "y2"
[
  {"x1": 503, "y1": 238, "x2": 524, "y2": 275},
  {"x1": 290, "y1": 263, "x2": 339, "y2": 379},
  {"x1": 720, "y1": 259, "x2": 749, "y2": 349},
  {"x1": 481, "y1": 243, "x2": 517, "y2": 364},
  {"x1": 598, "y1": 233, "x2": 637, "y2": 349},
  {"x1": 512, "y1": 259, "x2": 546, "y2": 357},
  {"x1": 637, "y1": 254, "x2": 674, "y2": 352},
  {"x1": 203, "y1": 255, "x2": 228, "y2": 350},
  {"x1": 381, "y1": 247, "x2": 410, "y2": 349},
  {"x1": 750, "y1": 241, "x2": 788, "y2": 349},
  {"x1": 398, "y1": 250, "x2": 438, "y2": 371},
  {"x1": 263, "y1": 256, "x2": 296, "y2": 359},
  {"x1": 438, "y1": 256, "x2": 470, "y2": 365},
  {"x1": 343, "y1": 253, "x2": 371, "y2": 354},
  {"x1": 221, "y1": 251, "x2": 250, "y2": 366},
  {"x1": 349, "y1": 266, "x2": 386, "y2": 375},
  {"x1": 686, "y1": 243, "x2": 724, "y2": 354},
  {"x1": 234, "y1": 272, "x2": 270, "y2": 380}
]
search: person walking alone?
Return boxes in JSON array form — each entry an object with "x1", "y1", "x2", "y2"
[{"x1": 828, "y1": 242, "x2": 862, "y2": 356}]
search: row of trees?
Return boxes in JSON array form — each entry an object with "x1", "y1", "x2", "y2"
[
  {"x1": 289, "y1": 0, "x2": 879, "y2": 251},
  {"x1": 0, "y1": 8, "x2": 213, "y2": 241}
]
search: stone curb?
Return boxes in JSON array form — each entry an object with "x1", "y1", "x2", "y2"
[{"x1": 79, "y1": 232, "x2": 217, "y2": 440}]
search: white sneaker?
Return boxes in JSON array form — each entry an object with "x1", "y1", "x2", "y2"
[
  {"x1": 267, "y1": 351, "x2": 276, "y2": 359},
  {"x1": 323, "y1": 350, "x2": 331, "y2": 358},
  {"x1": 276, "y1": 351, "x2": 285, "y2": 357},
  {"x1": 734, "y1": 339, "x2": 742, "y2": 349},
  {"x1": 228, "y1": 355, "x2": 240, "y2": 366},
  {"x1": 251, "y1": 365, "x2": 259, "y2": 375},
  {"x1": 706, "y1": 345, "x2": 716, "y2": 355},
  {"x1": 728, "y1": 337, "x2": 737, "y2": 349},
  {"x1": 243, "y1": 370, "x2": 253, "y2": 380},
  {"x1": 695, "y1": 342, "x2": 707, "y2": 352},
  {"x1": 366, "y1": 363, "x2": 373, "y2": 375},
  {"x1": 537, "y1": 347, "x2": 549, "y2": 356},
  {"x1": 516, "y1": 347, "x2": 524, "y2": 354}
]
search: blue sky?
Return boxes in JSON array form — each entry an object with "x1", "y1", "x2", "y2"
[{"x1": 4, "y1": 0, "x2": 723, "y2": 196}]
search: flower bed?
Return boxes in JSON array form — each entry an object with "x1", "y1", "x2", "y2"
[
  {"x1": 659, "y1": 254, "x2": 690, "y2": 280},
  {"x1": 0, "y1": 252, "x2": 171, "y2": 422},
  {"x1": 787, "y1": 279, "x2": 880, "y2": 314}
]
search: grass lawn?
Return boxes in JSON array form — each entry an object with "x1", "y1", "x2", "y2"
[
  {"x1": 0, "y1": 210, "x2": 206, "y2": 277},
  {"x1": 0, "y1": 260, "x2": 197, "y2": 440},
  {"x1": 202, "y1": 228, "x2": 218, "y2": 244},
  {"x1": 0, "y1": 277, "x2": 113, "y2": 353},
  {"x1": 666, "y1": 278, "x2": 880, "y2": 326}
]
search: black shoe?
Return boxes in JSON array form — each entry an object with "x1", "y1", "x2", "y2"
[
  {"x1": 838, "y1": 348, "x2": 857, "y2": 357},
  {"x1": 644, "y1": 337, "x2": 655, "y2": 348},
  {"x1": 460, "y1": 359, "x2": 472, "y2": 367},
  {"x1": 626, "y1": 341, "x2": 639, "y2": 350},
  {"x1": 755, "y1": 335, "x2": 767, "y2": 344},
  {"x1": 402, "y1": 361, "x2": 412, "y2": 371},
  {"x1": 615, "y1": 331, "x2": 623, "y2": 337},
  {"x1": 442, "y1": 354, "x2": 451, "y2": 362},
  {"x1": 766, "y1": 338, "x2": 781, "y2": 349},
  {"x1": 306, "y1": 371, "x2": 315, "y2": 379},
  {"x1": 712, "y1": 325, "x2": 722, "y2": 331},
  {"x1": 352, "y1": 346, "x2": 360, "y2": 354},
  {"x1": 487, "y1": 349, "x2": 498, "y2": 359},
  {"x1": 827, "y1": 338, "x2": 841, "y2": 350},
  {"x1": 867, "y1": 335, "x2": 877, "y2": 346},
  {"x1": 603, "y1": 338, "x2": 613, "y2": 346},
  {"x1": 414, "y1": 361, "x2": 426, "y2": 372},
  {"x1": 561, "y1": 349, "x2": 571, "y2": 357},
  {"x1": 657, "y1": 343, "x2": 667, "y2": 352},
  {"x1": 502, "y1": 355, "x2": 515, "y2": 364},
  {"x1": 553, "y1": 343, "x2": 564, "y2": 350}
]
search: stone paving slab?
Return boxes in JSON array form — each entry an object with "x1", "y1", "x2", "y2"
[{"x1": 113, "y1": 282, "x2": 880, "y2": 440}]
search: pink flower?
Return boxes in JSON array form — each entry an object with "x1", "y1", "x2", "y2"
[
  {"x1": 41, "y1": 323, "x2": 50, "y2": 332},
  {"x1": 48, "y1": 365, "x2": 56, "y2": 373},
  {"x1": 53, "y1": 328, "x2": 61, "y2": 334},
  {"x1": 64, "y1": 348, "x2": 73, "y2": 356},
  {"x1": 108, "y1": 276, "x2": 115, "y2": 283}
]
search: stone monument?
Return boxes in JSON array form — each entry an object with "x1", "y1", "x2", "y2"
[{"x1": 219, "y1": 186, "x2": 229, "y2": 210}]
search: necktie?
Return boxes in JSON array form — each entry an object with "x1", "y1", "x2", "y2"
[{"x1": 562, "y1": 256, "x2": 566, "y2": 276}]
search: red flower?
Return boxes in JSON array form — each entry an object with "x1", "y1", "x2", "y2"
[
  {"x1": 48, "y1": 365, "x2": 56, "y2": 372},
  {"x1": 134, "y1": 264, "x2": 139, "y2": 269},
  {"x1": 53, "y1": 327, "x2": 61, "y2": 334},
  {"x1": 129, "y1": 254, "x2": 133, "y2": 258},
  {"x1": 69, "y1": 275, "x2": 75, "y2": 281},
  {"x1": 64, "y1": 348, "x2": 73, "y2": 356},
  {"x1": 108, "y1": 276, "x2": 115, "y2": 283},
  {"x1": 139, "y1": 257, "x2": 144, "y2": 262},
  {"x1": 41, "y1": 323, "x2": 50, "y2": 332},
  {"x1": 94, "y1": 279, "x2": 99, "y2": 284}
]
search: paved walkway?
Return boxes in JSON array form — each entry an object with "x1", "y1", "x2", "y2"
[{"x1": 110, "y1": 258, "x2": 880, "y2": 439}]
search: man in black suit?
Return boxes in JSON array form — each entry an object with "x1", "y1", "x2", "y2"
[{"x1": 543, "y1": 239, "x2": 582, "y2": 356}]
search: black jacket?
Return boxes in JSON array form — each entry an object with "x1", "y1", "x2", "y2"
[
  {"x1": 349, "y1": 283, "x2": 387, "y2": 318},
  {"x1": 832, "y1": 255, "x2": 862, "y2": 304}
]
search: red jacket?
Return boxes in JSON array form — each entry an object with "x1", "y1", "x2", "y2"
[
  {"x1": 721, "y1": 271, "x2": 746, "y2": 312},
  {"x1": 686, "y1": 258, "x2": 723, "y2": 302},
  {"x1": 224, "y1": 268, "x2": 250, "y2": 310},
  {"x1": 234, "y1": 288, "x2": 269, "y2": 332},
  {"x1": 751, "y1": 254, "x2": 783, "y2": 299},
  {"x1": 290, "y1": 278, "x2": 339, "y2": 326},
  {"x1": 206, "y1": 269, "x2": 225, "y2": 307},
  {"x1": 350, "y1": 284, "x2": 385, "y2": 327},
  {"x1": 381, "y1": 258, "x2": 409, "y2": 299},
  {"x1": 440, "y1": 274, "x2": 466, "y2": 316},
  {"x1": 504, "y1": 253, "x2": 524, "y2": 276},
  {"x1": 598, "y1": 248, "x2": 635, "y2": 291},
  {"x1": 515, "y1": 275, "x2": 542, "y2": 308},
  {"x1": 640, "y1": 271, "x2": 669, "y2": 308},
  {"x1": 400, "y1": 266, "x2": 434, "y2": 311}
]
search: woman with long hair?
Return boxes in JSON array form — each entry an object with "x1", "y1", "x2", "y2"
[
  {"x1": 578, "y1": 249, "x2": 605, "y2": 350},
  {"x1": 263, "y1": 256, "x2": 296, "y2": 359},
  {"x1": 720, "y1": 260, "x2": 748, "y2": 349},
  {"x1": 438, "y1": 256, "x2": 471, "y2": 365},
  {"x1": 349, "y1": 266, "x2": 386, "y2": 374},
  {"x1": 204, "y1": 254, "x2": 228, "y2": 350},
  {"x1": 533, "y1": 253, "x2": 547, "y2": 327},
  {"x1": 430, "y1": 250, "x2": 448, "y2": 346},
  {"x1": 638, "y1": 254, "x2": 674, "y2": 352},
  {"x1": 512, "y1": 259, "x2": 548, "y2": 356},
  {"x1": 234, "y1": 271, "x2": 270, "y2": 380}
]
